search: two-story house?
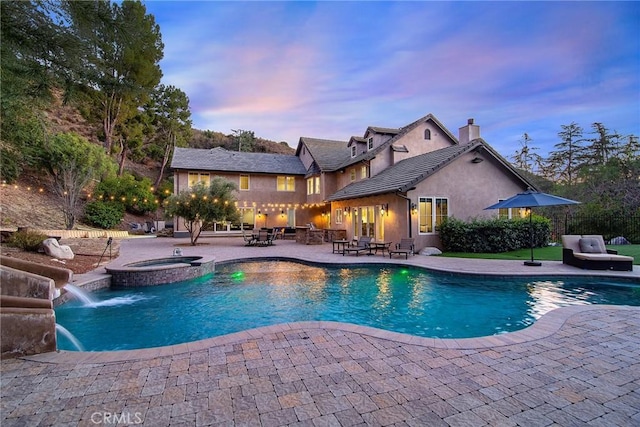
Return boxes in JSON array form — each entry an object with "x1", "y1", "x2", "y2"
[{"x1": 170, "y1": 113, "x2": 534, "y2": 250}]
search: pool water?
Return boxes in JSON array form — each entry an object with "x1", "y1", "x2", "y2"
[{"x1": 55, "y1": 261, "x2": 640, "y2": 351}]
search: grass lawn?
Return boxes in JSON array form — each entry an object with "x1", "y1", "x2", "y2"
[{"x1": 441, "y1": 245, "x2": 640, "y2": 264}]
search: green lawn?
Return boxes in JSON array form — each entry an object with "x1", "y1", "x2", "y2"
[{"x1": 440, "y1": 245, "x2": 640, "y2": 264}]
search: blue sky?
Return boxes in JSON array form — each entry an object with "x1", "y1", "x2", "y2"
[{"x1": 145, "y1": 1, "x2": 639, "y2": 158}]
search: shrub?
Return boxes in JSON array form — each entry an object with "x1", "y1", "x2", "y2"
[
  {"x1": 93, "y1": 174, "x2": 157, "y2": 215},
  {"x1": 155, "y1": 179, "x2": 173, "y2": 203},
  {"x1": 439, "y1": 216, "x2": 551, "y2": 253},
  {"x1": 84, "y1": 201, "x2": 125, "y2": 229},
  {"x1": 6, "y1": 229, "x2": 48, "y2": 252}
]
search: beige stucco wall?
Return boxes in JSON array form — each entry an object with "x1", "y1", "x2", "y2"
[
  {"x1": 172, "y1": 170, "x2": 309, "y2": 232},
  {"x1": 297, "y1": 144, "x2": 315, "y2": 170},
  {"x1": 330, "y1": 150, "x2": 528, "y2": 251},
  {"x1": 406, "y1": 151, "x2": 528, "y2": 250},
  {"x1": 361, "y1": 121, "x2": 458, "y2": 177},
  {"x1": 330, "y1": 194, "x2": 408, "y2": 244},
  {"x1": 391, "y1": 121, "x2": 456, "y2": 164}
]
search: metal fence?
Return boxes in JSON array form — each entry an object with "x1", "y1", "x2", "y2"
[{"x1": 550, "y1": 213, "x2": 640, "y2": 244}]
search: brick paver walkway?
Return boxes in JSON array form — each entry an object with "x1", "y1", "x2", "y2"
[
  {"x1": 2, "y1": 237, "x2": 639, "y2": 426},
  {"x1": 2, "y1": 306, "x2": 639, "y2": 426}
]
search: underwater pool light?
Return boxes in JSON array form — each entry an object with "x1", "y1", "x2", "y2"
[{"x1": 231, "y1": 271, "x2": 245, "y2": 281}]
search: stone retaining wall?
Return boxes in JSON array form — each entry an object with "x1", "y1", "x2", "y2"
[
  {"x1": 0, "y1": 266, "x2": 56, "y2": 358},
  {"x1": 106, "y1": 256, "x2": 215, "y2": 288},
  {"x1": 35, "y1": 230, "x2": 130, "y2": 239}
]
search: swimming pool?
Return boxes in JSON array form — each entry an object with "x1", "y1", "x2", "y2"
[{"x1": 55, "y1": 261, "x2": 640, "y2": 351}]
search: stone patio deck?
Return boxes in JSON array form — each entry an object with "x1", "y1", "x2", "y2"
[{"x1": 2, "y1": 236, "x2": 639, "y2": 426}]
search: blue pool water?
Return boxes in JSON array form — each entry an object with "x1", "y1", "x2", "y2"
[{"x1": 55, "y1": 261, "x2": 640, "y2": 351}]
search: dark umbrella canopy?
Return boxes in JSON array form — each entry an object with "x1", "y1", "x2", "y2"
[
  {"x1": 484, "y1": 189, "x2": 580, "y2": 266},
  {"x1": 485, "y1": 189, "x2": 580, "y2": 210}
]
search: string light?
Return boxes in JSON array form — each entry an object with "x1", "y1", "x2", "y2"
[
  {"x1": 1, "y1": 182, "x2": 162, "y2": 204},
  {"x1": 4, "y1": 182, "x2": 326, "y2": 213}
]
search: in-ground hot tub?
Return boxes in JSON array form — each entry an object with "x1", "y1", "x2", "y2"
[{"x1": 105, "y1": 255, "x2": 215, "y2": 287}]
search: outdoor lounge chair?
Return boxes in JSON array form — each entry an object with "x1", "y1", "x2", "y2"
[
  {"x1": 343, "y1": 236, "x2": 372, "y2": 256},
  {"x1": 561, "y1": 235, "x2": 633, "y2": 271},
  {"x1": 389, "y1": 238, "x2": 414, "y2": 259}
]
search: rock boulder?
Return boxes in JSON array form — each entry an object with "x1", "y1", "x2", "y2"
[
  {"x1": 42, "y1": 238, "x2": 75, "y2": 260},
  {"x1": 419, "y1": 247, "x2": 442, "y2": 256}
]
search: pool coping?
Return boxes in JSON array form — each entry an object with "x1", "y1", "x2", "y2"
[{"x1": 25, "y1": 304, "x2": 640, "y2": 364}]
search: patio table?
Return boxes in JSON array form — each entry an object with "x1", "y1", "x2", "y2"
[
  {"x1": 367, "y1": 241, "x2": 392, "y2": 256},
  {"x1": 332, "y1": 239, "x2": 350, "y2": 254}
]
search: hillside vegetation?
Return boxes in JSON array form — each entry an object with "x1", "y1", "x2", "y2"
[{"x1": 0, "y1": 96, "x2": 293, "y2": 230}]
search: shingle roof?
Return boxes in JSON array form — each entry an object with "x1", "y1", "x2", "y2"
[
  {"x1": 366, "y1": 126, "x2": 400, "y2": 135},
  {"x1": 171, "y1": 147, "x2": 307, "y2": 175},
  {"x1": 391, "y1": 144, "x2": 409, "y2": 153},
  {"x1": 297, "y1": 137, "x2": 351, "y2": 171},
  {"x1": 327, "y1": 142, "x2": 481, "y2": 201},
  {"x1": 347, "y1": 136, "x2": 367, "y2": 147},
  {"x1": 327, "y1": 139, "x2": 536, "y2": 201}
]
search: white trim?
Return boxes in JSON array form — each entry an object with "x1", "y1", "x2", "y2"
[{"x1": 418, "y1": 196, "x2": 448, "y2": 235}]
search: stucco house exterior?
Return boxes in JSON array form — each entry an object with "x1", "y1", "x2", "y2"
[{"x1": 170, "y1": 113, "x2": 535, "y2": 250}]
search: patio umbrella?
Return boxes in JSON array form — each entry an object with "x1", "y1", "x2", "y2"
[{"x1": 484, "y1": 189, "x2": 580, "y2": 266}]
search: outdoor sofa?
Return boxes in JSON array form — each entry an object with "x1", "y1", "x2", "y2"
[{"x1": 561, "y1": 235, "x2": 633, "y2": 271}]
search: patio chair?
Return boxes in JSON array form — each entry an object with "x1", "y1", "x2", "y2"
[
  {"x1": 389, "y1": 238, "x2": 415, "y2": 259},
  {"x1": 272, "y1": 227, "x2": 285, "y2": 240},
  {"x1": 561, "y1": 235, "x2": 633, "y2": 271},
  {"x1": 256, "y1": 229, "x2": 274, "y2": 246},
  {"x1": 343, "y1": 236, "x2": 372, "y2": 256},
  {"x1": 242, "y1": 228, "x2": 256, "y2": 246}
]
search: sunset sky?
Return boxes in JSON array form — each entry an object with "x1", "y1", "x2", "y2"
[{"x1": 145, "y1": 1, "x2": 639, "y2": 158}]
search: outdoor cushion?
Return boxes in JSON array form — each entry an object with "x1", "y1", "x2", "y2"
[
  {"x1": 573, "y1": 253, "x2": 634, "y2": 262},
  {"x1": 579, "y1": 237, "x2": 605, "y2": 254},
  {"x1": 561, "y1": 235, "x2": 582, "y2": 253}
]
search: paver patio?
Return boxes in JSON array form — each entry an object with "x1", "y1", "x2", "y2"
[{"x1": 2, "y1": 237, "x2": 639, "y2": 426}]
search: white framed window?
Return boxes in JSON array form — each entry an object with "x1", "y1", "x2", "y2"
[
  {"x1": 277, "y1": 176, "x2": 295, "y2": 192},
  {"x1": 360, "y1": 165, "x2": 368, "y2": 179},
  {"x1": 314, "y1": 177, "x2": 320, "y2": 194},
  {"x1": 349, "y1": 169, "x2": 356, "y2": 181},
  {"x1": 239, "y1": 175, "x2": 250, "y2": 191},
  {"x1": 307, "y1": 178, "x2": 314, "y2": 195},
  {"x1": 235, "y1": 207, "x2": 255, "y2": 230},
  {"x1": 499, "y1": 204, "x2": 527, "y2": 219},
  {"x1": 335, "y1": 209, "x2": 343, "y2": 225},
  {"x1": 351, "y1": 145, "x2": 357, "y2": 157},
  {"x1": 188, "y1": 172, "x2": 210, "y2": 188},
  {"x1": 287, "y1": 208, "x2": 296, "y2": 227},
  {"x1": 418, "y1": 197, "x2": 448, "y2": 234},
  {"x1": 368, "y1": 137, "x2": 374, "y2": 150}
]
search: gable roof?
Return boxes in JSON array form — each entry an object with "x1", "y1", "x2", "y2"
[
  {"x1": 295, "y1": 137, "x2": 351, "y2": 171},
  {"x1": 171, "y1": 147, "x2": 307, "y2": 175},
  {"x1": 336, "y1": 113, "x2": 459, "y2": 170},
  {"x1": 326, "y1": 140, "x2": 535, "y2": 201}
]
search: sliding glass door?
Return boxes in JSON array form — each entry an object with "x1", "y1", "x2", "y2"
[{"x1": 352, "y1": 206, "x2": 384, "y2": 240}]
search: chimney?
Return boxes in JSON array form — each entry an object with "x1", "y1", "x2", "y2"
[{"x1": 459, "y1": 118, "x2": 480, "y2": 144}]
